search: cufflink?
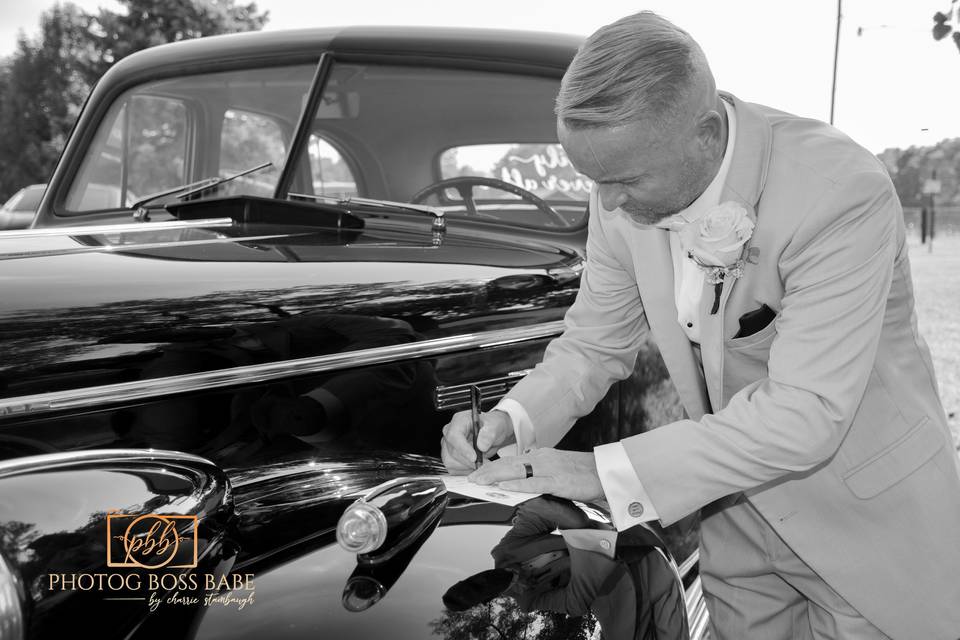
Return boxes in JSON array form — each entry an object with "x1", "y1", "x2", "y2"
[{"x1": 627, "y1": 502, "x2": 645, "y2": 518}]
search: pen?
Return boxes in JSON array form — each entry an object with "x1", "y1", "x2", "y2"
[{"x1": 469, "y1": 385, "x2": 483, "y2": 469}]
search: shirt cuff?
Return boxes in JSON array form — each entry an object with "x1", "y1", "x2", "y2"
[
  {"x1": 493, "y1": 398, "x2": 536, "y2": 458},
  {"x1": 594, "y1": 441, "x2": 660, "y2": 531}
]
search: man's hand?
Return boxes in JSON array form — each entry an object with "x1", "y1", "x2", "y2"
[
  {"x1": 441, "y1": 409, "x2": 515, "y2": 474},
  {"x1": 468, "y1": 448, "x2": 606, "y2": 503}
]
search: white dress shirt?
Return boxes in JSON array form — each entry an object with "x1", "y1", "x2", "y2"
[{"x1": 497, "y1": 101, "x2": 737, "y2": 530}]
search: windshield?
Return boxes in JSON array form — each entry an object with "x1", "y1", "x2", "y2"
[
  {"x1": 61, "y1": 58, "x2": 591, "y2": 229},
  {"x1": 64, "y1": 63, "x2": 316, "y2": 213},
  {"x1": 286, "y1": 62, "x2": 592, "y2": 229}
]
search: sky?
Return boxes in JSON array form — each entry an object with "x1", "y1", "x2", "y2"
[{"x1": 0, "y1": 0, "x2": 957, "y2": 154}]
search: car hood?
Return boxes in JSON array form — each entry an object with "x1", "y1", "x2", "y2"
[
  {"x1": 194, "y1": 516, "x2": 530, "y2": 640},
  {"x1": 190, "y1": 457, "x2": 601, "y2": 640}
]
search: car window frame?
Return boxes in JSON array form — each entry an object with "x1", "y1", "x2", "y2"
[
  {"x1": 64, "y1": 91, "x2": 197, "y2": 214},
  {"x1": 45, "y1": 55, "x2": 324, "y2": 222},
  {"x1": 42, "y1": 48, "x2": 582, "y2": 227}
]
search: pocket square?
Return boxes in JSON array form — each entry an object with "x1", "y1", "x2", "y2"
[{"x1": 734, "y1": 304, "x2": 776, "y2": 339}]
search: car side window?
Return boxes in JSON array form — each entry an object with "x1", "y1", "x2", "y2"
[
  {"x1": 66, "y1": 95, "x2": 188, "y2": 211},
  {"x1": 219, "y1": 109, "x2": 286, "y2": 197}
]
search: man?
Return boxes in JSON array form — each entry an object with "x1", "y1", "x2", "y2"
[{"x1": 441, "y1": 11, "x2": 960, "y2": 640}]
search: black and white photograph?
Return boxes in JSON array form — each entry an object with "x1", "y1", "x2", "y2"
[{"x1": 0, "y1": 1, "x2": 958, "y2": 639}]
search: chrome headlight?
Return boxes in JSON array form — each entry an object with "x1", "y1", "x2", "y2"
[
  {"x1": 336, "y1": 501, "x2": 388, "y2": 554},
  {"x1": 336, "y1": 477, "x2": 447, "y2": 561}
]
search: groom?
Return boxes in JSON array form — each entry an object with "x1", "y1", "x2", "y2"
[{"x1": 441, "y1": 11, "x2": 960, "y2": 640}]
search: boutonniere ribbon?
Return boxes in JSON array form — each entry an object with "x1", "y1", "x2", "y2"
[{"x1": 678, "y1": 201, "x2": 756, "y2": 314}]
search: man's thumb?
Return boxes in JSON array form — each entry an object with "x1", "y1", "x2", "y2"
[{"x1": 476, "y1": 422, "x2": 502, "y2": 451}]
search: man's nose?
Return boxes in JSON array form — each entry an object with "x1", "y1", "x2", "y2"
[{"x1": 598, "y1": 184, "x2": 628, "y2": 212}]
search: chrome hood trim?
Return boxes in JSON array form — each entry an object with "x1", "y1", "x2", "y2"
[
  {"x1": 0, "y1": 231, "x2": 311, "y2": 261},
  {"x1": 0, "y1": 447, "x2": 219, "y2": 477},
  {"x1": 0, "y1": 217, "x2": 234, "y2": 238},
  {"x1": 229, "y1": 453, "x2": 444, "y2": 507}
]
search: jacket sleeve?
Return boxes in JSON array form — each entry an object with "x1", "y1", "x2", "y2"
[
  {"x1": 623, "y1": 170, "x2": 900, "y2": 525},
  {"x1": 503, "y1": 188, "x2": 648, "y2": 448}
]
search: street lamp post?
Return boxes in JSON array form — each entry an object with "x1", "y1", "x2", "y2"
[{"x1": 830, "y1": 0, "x2": 842, "y2": 125}]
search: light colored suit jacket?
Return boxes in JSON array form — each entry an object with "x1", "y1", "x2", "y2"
[{"x1": 505, "y1": 92, "x2": 960, "y2": 640}]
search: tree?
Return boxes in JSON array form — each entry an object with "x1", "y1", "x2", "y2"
[
  {"x1": 429, "y1": 598, "x2": 594, "y2": 640},
  {"x1": 878, "y1": 138, "x2": 960, "y2": 208},
  {"x1": 0, "y1": 0, "x2": 268, "y2": 201},
  {"x1": 83, "y1": 0, "x2": 269, "y2": 84},
  {"x1": 930, "y1": 1, "x2": 960, "y2": 53},
  {"x1": 0, "y1": 4, "x2": 92, "y2": 200}
]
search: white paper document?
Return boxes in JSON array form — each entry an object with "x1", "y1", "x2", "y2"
[{"x1": 440, "y1": 474, "x2": 542, "y2": 506}]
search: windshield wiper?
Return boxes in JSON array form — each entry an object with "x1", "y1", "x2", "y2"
[
  {"x1": 175, "y1": 162, "x2": 273, "y2": 201},
  {"x1": 289, "y1": 193, "x2": 445, "y2": 231},
  {"x1": 130, "y1": 162, "x2": 273, "y2": 214}
]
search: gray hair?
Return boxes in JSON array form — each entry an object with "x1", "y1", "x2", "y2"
[{"x1": 556, "y1": 12, "x2": 705, "y2": 129}]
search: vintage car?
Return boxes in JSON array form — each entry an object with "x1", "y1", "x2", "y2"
[
  {"x1": 0, "y1": 26, "x2": 709, "y2": 639},
  {"x1": 0, "y1": 185, "x2": 44, "y2": 231}
]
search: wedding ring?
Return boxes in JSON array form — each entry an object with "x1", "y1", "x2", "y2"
[{"x1": 523, "y1": 462, "x2": 534, "y2": 479}]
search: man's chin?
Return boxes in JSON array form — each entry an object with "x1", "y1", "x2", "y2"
[{"x1": 620, "y1": 208, "x2": 673, "y2": 226}]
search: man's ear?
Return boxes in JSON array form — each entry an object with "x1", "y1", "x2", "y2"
[{"x1": 696, "y1": 110, "x2": 725, "y2": 157}]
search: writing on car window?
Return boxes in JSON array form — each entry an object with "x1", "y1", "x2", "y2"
[{"x1": 440, "y1": 143, "x2": 593, "y2": 203}]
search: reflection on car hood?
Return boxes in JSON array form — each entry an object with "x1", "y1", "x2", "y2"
[
  {"x1": 197, "y1": 456, "x2": 599, "y2": 640},
  {"x1": 0, "y1": 212, "x2": 581, "y2": 407},
  {"x1": 0, "y1": 215, "x2": 577, "y2": 267}
]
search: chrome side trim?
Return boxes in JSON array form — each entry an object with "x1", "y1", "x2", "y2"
[
  {"x1": 0, "y1": 551, "x2": 25, "y2": 640},
  {"x1": 0, "y1": 217, "x2": 234, "y2": 239},
  {"x1": 0, "y1": 448, "x2": 218, "y2": 478},
  {"x1": 434, "y1": 370, "x2": 534, "y2": 410},
  {"x1": 0, "y1": 321, "x2": 564, "y2": 419}
]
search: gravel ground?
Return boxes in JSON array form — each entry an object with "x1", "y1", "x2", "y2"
[{"x1": 905, "y1": 232, "x2": 960, "y2": 447}]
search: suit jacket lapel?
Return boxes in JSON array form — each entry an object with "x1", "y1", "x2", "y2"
[
  {"x1": 698, "y1": 93, "x2": 774, "y2": 409},
  {"x1": 717, "y1": 92, "x2": 772, "y2": 210},
  {"x1": 630, "y1": 226, "x2": 711, "y2": 421}
]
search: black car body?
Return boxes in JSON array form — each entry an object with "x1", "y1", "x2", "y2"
[{"x1": 0, "y1": 26, "x2": 708, "y2": 639}]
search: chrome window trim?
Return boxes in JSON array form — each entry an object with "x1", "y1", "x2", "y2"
[
  {"x1": 0, "y1": 217, "x2": 234, "y2": 239},
  {"x1": 0, "y1": 321, "x2": 564, "y2": 420},
  {"x1": 0, "y1": 448, "x2": 218, "y2": 477}
]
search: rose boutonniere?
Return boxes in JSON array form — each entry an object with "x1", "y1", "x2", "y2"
[{"x1": 678, "y1": 201, "x2": 756, "y2": 314}]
